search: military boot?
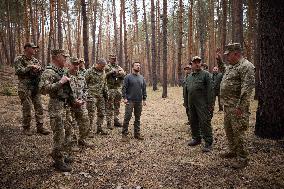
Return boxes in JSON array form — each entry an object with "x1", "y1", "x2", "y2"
[
  {"x1": 64, "y1": 154, "x2": 74, "y2": 164},
  {"x1": 36, "y1": 123, "x2": 50, "y2": 135},
  {"x1": 220, "y1": 152, "x2": 237, "y2": 159},
  {"x1": 134, "y1": 133, "x2": 144, "y2": 140},
  {"x1": 107, "y1": 121, "x2": 114, "y2": 130},
  {"x1": 54, "y1": 160, "x2": 72, "y2": 172},
  {"x1": 231, "y1": 158, "x2": 249, "y2": 169},
  {"x1": 121, "y1": 135, "x2": 130, "y2": 142},
  {"x1": 114, "y1": 118, "x2": 122, "y2": 127},
  {"x1": 96, "y1": 126, "x2": 108, "y2": 135},
  {"x1": 78, "y1": 139, "x2": 95, "y2": 148},
  {"x1": 22, "y1": 127, "x2": 33, "y2": 136}
]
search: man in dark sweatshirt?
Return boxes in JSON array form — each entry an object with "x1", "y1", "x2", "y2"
[{"x1": 121, "y1": 61, "x2": 147, "y2": 141}]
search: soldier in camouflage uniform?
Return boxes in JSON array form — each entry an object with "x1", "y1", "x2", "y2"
[
  {"x1": 185, "y1": 56, "x2": 214, "y2": 153},
  {"x1": 217, "y1": 43, "x2": 255, "y2": 169},
  {"x1": 183, "y1": 63, "x2": 192, "y2": 126},
  {"x1": 14, "y1": 42, "x2": 50, "y2": 136},
  {"x1": 85, "y1": 58, "x2": 109, "y2": 135},
  {"x1": 39, "y1": 49, "x2": 73, "y2": 172},
  {"x1": 65, "y1": 57, "x2": 93, "y2": 149},
  {"x1": 105, "y1": 54, "x2": 125, "y2": 129}
]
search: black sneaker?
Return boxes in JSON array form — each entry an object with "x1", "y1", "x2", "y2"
[{"x1": 188, "y1": 139, "x2": 201, "y2": 146}]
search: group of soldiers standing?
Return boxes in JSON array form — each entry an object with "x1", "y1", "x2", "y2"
[
  {"x1": 183, "y1": 43, "x2": 255, "y2": 169},
  {"x1": 14, "y1": 42, "x2": 148, "y2": 172},
  {"x1": 14, "y1": 41, "x2": 254, "y2": 172}
]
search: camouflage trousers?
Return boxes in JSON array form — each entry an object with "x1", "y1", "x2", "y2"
[
  {"x1": 18, "y1": 90, "x2": 44, "y2": 128},
  {"x1": 48, "y1": 99, "x2": 69, "y2": 162},
  {"x1": 87, "y1": 96, "x2": 106, "y2": 132},
  {"x1": 224, "y1": 106, "x2": 250, "y2": 159},
  {"x1": 106, "y1": 89, "x2": 122, "y2": 126},
  {"x1": 86, "y1": 98, "x2": 95, "y2": 133},
  {"x1": 65, "y1": 103, "x2": 90, "y2": 148},
  {"x1": 189, "y1": 102, "x2": 213, "y2": 145},
  {"x1": 122, "y1": 101, "x2": 142, "y2": 136}
]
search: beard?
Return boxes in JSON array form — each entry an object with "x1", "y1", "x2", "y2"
[{"x1": 133, "y1": 68, "x2": 140, "y2": 72}]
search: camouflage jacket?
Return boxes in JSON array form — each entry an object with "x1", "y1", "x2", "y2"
[
  {"x1": 185, "y1": 70, "x2": 213, "y2": 106},
  {"x1": 105, "y1": 63, "x2": 125, "y2": 89},
  {"x1": 219, "y1": 58, "x2": 255, "y2": 109},
  {"x1": 67, "y1": 71, "x2": 88, "y2": 101},
  {"x1": 14, "y1": 55, "x2": 43, "y2": 92},
  {"x1": 85, "y1": 67, "x2": 108, "y2": 98},
  {"x1": 39, "y1": 65, "x2": 75, "y2": 103}
]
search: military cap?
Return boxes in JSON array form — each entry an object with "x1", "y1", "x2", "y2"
[
  {"x1": 190, "y1": 56, "x2": 202, "y2": 64},
  {"x1": 183, "y1": 64, "x2": 191, "y2": 70},
  {"x1": 78, "y1": 58, "x2": 85, "y2": 63},
  {"x1": 24, "y1": 42, "x2": 39, "y2": 49},
  {"x1": 109, "y1": 54, "x2": 117, "y2": 59},
  {"x1": 70, "y1": 57, "x2": 80, "y2": 65},
  {"x1": 224, "y1": 43, "x2": 242, "y2": 55},
  {"x1": 51, "y1": 49, "x2": 69, "y2": 57},
  {"x1": 202, "y1": 63, "x2": 208, "y2": 68},
  {"x1": 96, "y1": 58, "x2": 107, "y2": 65}
]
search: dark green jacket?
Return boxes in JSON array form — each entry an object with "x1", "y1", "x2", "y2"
[
  {"x1": 212, "y1": 72, "x2": 223, "y2": 95},
  {"x1": 185, "y1": 70, "x2": 213, "y2": 106}
]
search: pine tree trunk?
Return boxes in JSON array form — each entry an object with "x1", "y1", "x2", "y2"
[
  {"x1": 151, "y1": 0, "x2": 157, "y2": 90},
  {"x1": 188, "y1": 0, "x2": 193, "y2": 60},
  {"x1": 24, "y1": 0, "x2": 30, "y2": 42},
  {"x1": 177, "y1": 0, "x2": 183, "y2": 86},
  {"x1": 255, "y1": 0, "x2": 284, "y2": 139},
  {"x1": 156, "y1": 0, "x2": 161, "y2": 83},
  {"x1": 29, "y1": 0, "x2": 36, "y2": 43},
  {"x1": 65, "y1": 0, "x2": 72, "y2": 57},
  {"x1": 76, "y1": 8, "x2": 81, "y2": 58},
  {"x1": 96, "y1": 2, "x2": 103, "y2": 62},
  {"x1": 81, "y1": 0, "x2": 89, "y2": 68},
  {"x1": 92, "y1": 0, "x2": 98, "y2": 65},
  {"x1": 142, "y1": 0, "x2": 152, "y2": 84},
  {"x1": 231, "y1": 0, "x2": 243, "y2": 46},
  {"x1": 57, "y1": 0, "x2": 63, "y2": 49},
  {"x1": 112, "y1": 0, "x2": 118, "y2": 58},
  {"x1": 221, "y1": 0, "x2": 227, "y2": 52},
  {"x1": 198, "y1": 0, "x2": 206, "y2": 61},
  {"x1": 41, "y1": 3, "x2": 45, "y2": 65},
  {"x1": 162, "y1": 0, "x2": 168, "y2": 98},
  {"x1": 118, "y1": 0, "x2": 123, "y2": 68},
  {"x1": 121, "y1": 0, "x2": 129, "y2": 73},
  {"x1": 208, "y1": 0, "x2": 215, "y2": 70},
  {"x1": 47, "y1": 0, "x2": 55, "y2": 64},
  {"x1": 247, "y1": 0, "x2": 256, "y2": 63}
]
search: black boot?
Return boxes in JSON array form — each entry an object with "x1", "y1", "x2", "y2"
[
  {"x1": 36, "y1": 123, "x2": 50, "y2": 135},
  {"x1": 54, "y1": 161, "x2": 72, "y2": 172},
  {"x1": 114, "y1": 118, "x2": 122, "y2": 127}
]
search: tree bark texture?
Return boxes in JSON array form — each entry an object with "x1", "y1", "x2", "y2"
[
  {"x1": 162, "y1": 0, "x2": 168, "y2": 98},
  {"x1": 151, "y1": 0, "x2": 157, "y2": 90},
  {"x1": 255, "y1": 0, "x2": 284, "y2": 139}
]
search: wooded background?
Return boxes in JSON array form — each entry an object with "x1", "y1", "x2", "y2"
[{"x1": 0, "y1": 0, "x2": 258, "y2": 88}]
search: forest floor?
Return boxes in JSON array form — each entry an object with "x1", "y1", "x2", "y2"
[{"x1": 0, "y1": 66, "x2": 284, "y2": 189}]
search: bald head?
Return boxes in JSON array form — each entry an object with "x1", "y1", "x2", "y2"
[{"x1": 213, "y1": 66, "x2": 218, "y2": 73}]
